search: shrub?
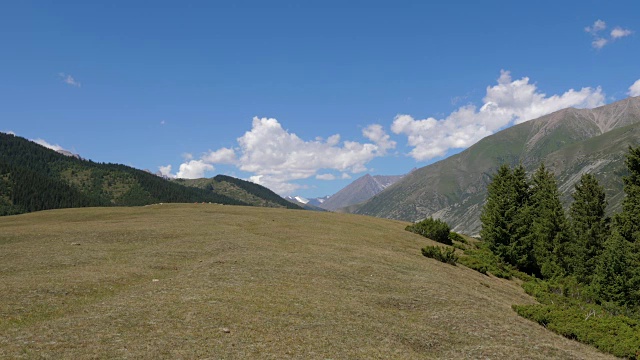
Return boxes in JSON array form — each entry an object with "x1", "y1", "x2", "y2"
[
  {"x1": 449, "y1": 231, "x2": 468, "y2": 244},
  {"x1": 513, "y1": 303, "x2": 640, "y2": 359},
  {"x1": 406, "y1": 217, "x2": 452, "y2": 245},
  {"x1": 422, "y1": 246, "x2": 458, "y2": 265},
  {"x1": 458, "y1": 242, "x2": 515, "y2": 279}
]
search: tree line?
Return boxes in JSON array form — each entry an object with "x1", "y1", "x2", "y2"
[
  {"x1": 0, "y1": 132, "x2": 247, "y2": 216},
  {"x1": 481, "y1": 145, "x2": 640, "y2": 307}
]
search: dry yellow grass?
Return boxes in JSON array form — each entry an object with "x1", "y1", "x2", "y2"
[{"x1": 0, "y1": 204, "x2": 613, "y2": 359}]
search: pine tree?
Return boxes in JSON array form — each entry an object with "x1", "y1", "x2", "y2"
[
  {"x1": 569, "y1": 174, "x2": 609, "y2": 282},
  {"x1": 525, "y1": 164, "x2": 573, "y2": 279}
]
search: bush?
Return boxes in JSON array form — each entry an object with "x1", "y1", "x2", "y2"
[
  {"x1": 422, "y1": 246, "x2": 458, "y2": 265},
  {"x1": 513, "y1": 303, "x2": 640, "y2": 359},
  {"x1": 449, "y1": 231, "x2": 468, "y2": 244},
  {"x1": 453, "y1": 243, "x2": 466, "y2": 251},
  {"x1": 458, "y1": 242, "x2": 515, "y2": 279},
  {"x1": 406, "y1": 217, "x2": 452, "y2": 245}
]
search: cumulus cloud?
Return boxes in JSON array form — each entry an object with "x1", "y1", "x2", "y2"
[
  {"x1": 392, "y1": 70, "x2": 605, "y2": 161},
  {"x1": 202, "y1": 147, "x2": 236, "y2": 164},
  {"x1": 59, "y1": 72, "x2": 81, "y2": 87},
  {"x1": 585, "y1": 20, "x2": 633, "y2": 49},
  {"x1": 175, "y1": 160, "x2": 214, "y2": 179},
  {"x1": 629, "y1": 79, "x2": 640, "y2": 97},
  {"x1": 362, "y1": 124, "x2": 396, "y2": 151},
  {"x1": 232, "y1": 117, "x2": 394, "y2": 193},
  {"x1": 165, "y1": 117, "x2": 394, "y2": 194},
  {"x1": 158, "y1": 165, "x2": 175, "y2": 178},
  {"x1": 4, "y1": 130, "x2": 16, "y2": 135}
]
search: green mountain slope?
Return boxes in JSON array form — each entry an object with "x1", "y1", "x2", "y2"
[
  {"x1": 177, "y1": 175, "x2": 302, "y2": 210},
  {"x1": 350, "y1": 96, "x2": 640, "y2": 235},
  {"x1": 0, "y1": 133, "x2": 298, "y2": 215}
]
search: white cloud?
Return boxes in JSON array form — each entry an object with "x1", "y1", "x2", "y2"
[
  {"x1": 182, "y1": 153, "x2": 194, "y2": 161},
  {"x1": 160, "y1": 120, "x2": 166, "y2": 125},
  {"x1": 585, "y1": 20, "x2": 633, "y2": 49},
  {"x1": 158, "y1": 165, "x2": 175, "y2": 178},
  {"x1": 59, "y1": 72, "x2": 81, "y2": 87},
  {"x1": 592, "y1": 38, "x2": 609, "y2": 49},
  {"x1": 362, "y1": 124, "x2": 396, "y2": 151},
  {"x1": 585, "y1": 20, "x2": 606, "y2": 34},
  {"x1": 232, "y1": 117, "x2": 393, "y2": 192},
  {"x1": 341, "y1": 173, "x2": 352, "y2": 179},
  {"x1": 202, "y1": 147, "x2": 237, "y2": 164},
  {"x1": 316, "y1": 173, "x2": 336, "y2": 180},
  {"x1": 32, "y1": 138, "x2": 67, "y2": 152},
  {"x1": 629, "y1": 79, "x2": 640, "y2": 97},
  {"x1": 392, "y1": 70, "x2": 605, "y2": 161},
  {"x1": 611, "y1": 27, "x2": 632, "y2": 39},
  {"x1": 176, "y1": 160, "x2": 214, "y2": 179},
  {"x1": 4, "y1": 130, "x2": 16, "y2": 135},
  {"x1": 167, "y1": 117, "x2": 394, "y2": 194}
]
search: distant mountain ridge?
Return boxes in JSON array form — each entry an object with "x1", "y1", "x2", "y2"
[
  {"x1": 0, "y1": 133, "x2": 300, "y2": 215},
  {"x1": 348, "y1": 96, "x2": 640, "y2": 235},
  {"x1": 179, "y1": 176, "x2": 302, "y2": 210},
  {"x1": 320, "y1": 173, "x2": 404, "y2": 211}
]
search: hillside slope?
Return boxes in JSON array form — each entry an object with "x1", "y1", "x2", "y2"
[
  {"x1": 0, "y1": 205, "x2": 613, "y2": 359},
  {"x1": 320, "y1": 173, "x2": 404, "y2": 211},
  {"x1": 0, "y1": 133, "x2": 298, "y2": 215},
  {"x1": 178, "y1": 175, "x2": 302, "y2": 210},
  {"x1": 350, "y1": 96, "x2": 640, "y2": 235}
]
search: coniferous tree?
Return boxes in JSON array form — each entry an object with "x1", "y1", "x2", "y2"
[
  {"x1": 615, "y1": 145, "x2": 640, "y2": 243},
  {"x1": 525, "y1": 164, "x2": 573, "y2": 279},
  {"x1": 508, "y1": 164, "x2": 536, "y2": 273},
  {"x1": 480, "y1": 164, "x2": 535, "y2": 272},
  {"x1": 592, "y1": 230, "x2": 637, "y2": 306},
  {"x1": 569, "y1": 173, "x2": 609, "y2": 282},
  {"x1": 480, "y1": 164, "x2": 515, "y2": 259},
  {"x1": 599, "y1": 145, "x2": 640, "y2": 306}
]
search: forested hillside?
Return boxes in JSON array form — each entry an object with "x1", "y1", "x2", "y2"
[
  {"x1": 177, "y1": 175, "x2": 302, "y2": 210},
  {"x1": 0, "y1": 133, "x2": 249, "y2": 215}
]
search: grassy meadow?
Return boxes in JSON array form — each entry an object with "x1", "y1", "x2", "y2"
[{"x1": 0, "y1": 204, "x2": 614, "y2": 359}]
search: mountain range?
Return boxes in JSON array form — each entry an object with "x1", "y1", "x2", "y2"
[
  {"x1": 346, "y1": 96, "x2": 640, "y2": 236},
  {"x1": 284, "y1": 174, "x2": 405, "y2": 212},
  {"x1": 319, "y1": 174, "x2": 405, "y2": 211}
]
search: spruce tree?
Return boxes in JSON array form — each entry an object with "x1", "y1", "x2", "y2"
[
  {"x1": 592, "y1": 230, "x2": 636, "y2": 306},
  {"x1": 480, "y1": 164, "x2": 516, "y2": 261},
  {"x1": 569, "y1": 173, "x2": 609, "y2": 282},
  {"x1": 480, "y1": 164, "x2": 535, "y2": 272},
  {"x1": 525, "y1": 164, "x2": 573, "y2": 279},
  {"x1": 615, "y1": 145, "x2": 640, "y2": 243},
  {"x1": 508, "y1": 164, "x2": 536, "y2": 273}
]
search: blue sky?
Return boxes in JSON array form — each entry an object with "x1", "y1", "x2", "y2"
[{"x1": 1, "y1": 1, "x2": 639, "y2": 196}]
